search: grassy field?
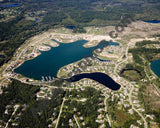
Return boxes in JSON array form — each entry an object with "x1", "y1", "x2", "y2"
[
  {"x1": 142, "y1": 83, "x2": 160, "y2": 111},
  {"x1": 121, "y1": 70, "x2": 142, "y2": 81},
  {"x1": 114, "y1": 110, "x2": 130, "y2": 127}
]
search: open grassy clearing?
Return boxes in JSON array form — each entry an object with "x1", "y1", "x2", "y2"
[{"x1": 121, "y1": 70, "x2": 142, "y2": 81}]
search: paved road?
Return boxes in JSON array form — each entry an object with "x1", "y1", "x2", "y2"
[
  {"x1": 114, "y1": 41, "x2": 130, "y2": 76},
  {"x1": 129, "y1": 85, "x2": 147, "y2": 128},
  {"x1": 5, "y1": 105, "x2": 19, "y2": 128},
  {"x1": 144, "y1": 66, "x2": 160, "y2": 95},
  {"x1": 74, "y1": 115, "x2": 81, "y2": 128},
  {"x1": 104, "y1": 96, "x2": 111, "y2": 127},
  {"x1": 1, "y1": 36, "x2": 47, "y2": 82},
  {"x1": 113, "y1": 41, "x2": 149, "y2": 128},
  {"x1": 55, "y1": 97, "x2": 65, "y2": 128}
]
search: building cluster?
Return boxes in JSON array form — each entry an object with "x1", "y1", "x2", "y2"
[
  {"x1": 0, "y1": 7, "x2": 21, "y2": 22},
  {"x1": 37, "y1": 86, "x2": 53, "y2": 100},
  {"x1": 20, "y1": 52, "x2": 39, "y2": 60},
  {"x1": 6, "y1": 61, "x2": 21, "y2": 72}
]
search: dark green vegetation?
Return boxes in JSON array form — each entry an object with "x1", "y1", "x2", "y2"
[
  {"x1": 0, "y1": 79, "x2": 40, "y2": 123},
  {"x1": 0, "y1": 80, "x2": 112, "y2": 127},
  {"x1": 139, "y1": 82, "x2": 160, "y2": 127},
  {"x1": 121, "y1": 40, "x2": 160, "y2": 81},
  {"x1": 121, "y1": 40, "x2": 160, "y2": 127},
  {"x1": 0, "y1": 79, "x2": 65, "y2": 127},
  {"x1": 120, "y1": 69, "x2": 142, "y2": 81},
  {"x1": 1, "y1": 0, "x2": 160, "y2": 67},
  {"x1": 0, "y1": 15, "x2": 48, "y2": 66},
  {"x1": 59, "y1": 87, "x2": 105, "y2": 127},
  {"x1": 106, "y1": 95, "x2": 141, "y2": 127},
  {"x1": 18, "y1": 88, "x2": 65, "y2": 128},
  {"x1": 120, "y1": 63, "x2": 145, "y2": 81}
]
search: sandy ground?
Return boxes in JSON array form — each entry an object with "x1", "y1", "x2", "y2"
[
  {"x1": 24, "y1": 20, "x2": 160, "y2": 52},
  {"x1": 121, "y1": 21, "x2": 160, "y2": 38},
  {"x1": 29, "y1": 29, "x2": 119, "y2": 48}
]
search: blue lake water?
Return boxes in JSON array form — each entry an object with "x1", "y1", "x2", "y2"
[
  {"x1": 28, "y1": 14, "x2": 39, "y2": 22},
  {"x1": 35, "y1": 18, "x2": 39, "y2": 22},
  {"x1": 66, "y1": 72, "x2": 121, "y2": 90},
  {"x1": 14, "y1": 39, "x2": 119, "y2": 80},
  {"x1": 0, "y1": 4, "x2": 20, "y2": 7},
  {"x1": 0, "y1": 55, "x2": 5, "y2": 58},
  {"x1": 144, "y1": 20, "x2": 160, "y2": 23},
  {"x1": 150, "y1": 60, "x2": 160, "y2": 78},
  {"x1": 66, "y1": 26, "x2": 75, "y2": 29},
  {"x1": 28, "y1": 14, "x2": 33, "y2": 17}
]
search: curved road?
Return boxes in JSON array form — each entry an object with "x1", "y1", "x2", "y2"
[{"x1": 129, "y1": 85, "x2": 147, "y2": 128}]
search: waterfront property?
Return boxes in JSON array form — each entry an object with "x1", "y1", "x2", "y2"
[
  {"x1": 14, "y1": 39, "x2": 119, "y2": 80},
  {"x1": 66, "y1": 72, "x2": 121, "y2": 90}
]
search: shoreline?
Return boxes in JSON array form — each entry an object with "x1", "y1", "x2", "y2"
[
  {"x1": 0, "y1": 21, "x2": 160, "y2": 85},
  {"x1": 150, "y1": 60, "x2": 160, "y2": 79}
]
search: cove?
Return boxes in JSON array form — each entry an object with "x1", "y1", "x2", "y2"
[
  {"x1": 150, "y1": 60, "x2": 160, "y2": 78},
  {"x1": 0, "y1": 4, "x2": 20, "y2": 8},
  {"x1": 65, "y1": 72, "x2": 121, "y2": 91},
  {"x1": 66, "y1": 26, "x2": 75, "y2": 29},
  {"x1": 144, "y1": 20, "x2": 160, "y2": 23},
  {"x1": 0, "y1": 55, "x2": 5, "y2": 58},
  {"x1": 14, "y1": 39, "x2": 119, "y2": 80}
]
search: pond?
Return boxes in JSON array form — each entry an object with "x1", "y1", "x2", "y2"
[
  {"x1": 144, "y1": 20, "x2": 160, "y2": 23},
  {"x1": 0, "y1": 4, "x2": 20, "y2": 8},
  {"x1": 65, "y1": 72, "x2": 121, "y2": 91}
]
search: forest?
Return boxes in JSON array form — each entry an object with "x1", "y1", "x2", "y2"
[
  {"x1": 121, "y1": 40, "x2": 160, "y2": 81},
  {"x1": 0, "y1": 79, "x2": 66, "y2": 127},
  {"x1": 0, "y1": 0, "x2": 160, "y2": 67},
  {"x1": 0, "y1": 80, "x2": 40, "y2": 122}
]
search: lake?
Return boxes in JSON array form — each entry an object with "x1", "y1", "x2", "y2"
[
  {"x1": 144, "y1": 20, "x2": 160, "y2": 23},
  {"x1": 150, "y1": 60, "x2": 160, "y2": 78},
  {"x1": 0, "y1": 55, "x2": 5, "y2": 58},
  {"x1": 65, "y1": 72, "x2": 121, "y2": 91},
  {"x1": 14, "y1": 39, "x2": 119, "y2": 80},
  {"x1": 0, "y1": 4, "x2": 20, "y2": 8},
  {"x1": 66, "y1": 26, "x2": 75, "y2": 29}
]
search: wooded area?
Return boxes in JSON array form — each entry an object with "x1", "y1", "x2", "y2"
[{"x1": 0, "y1": 0, "x2": 160, "y2": 67}]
